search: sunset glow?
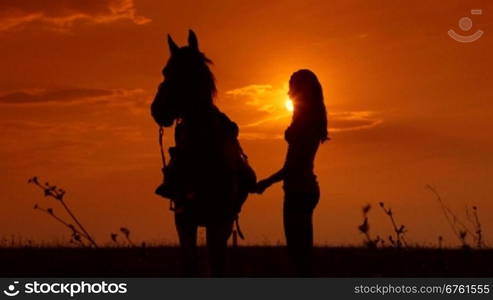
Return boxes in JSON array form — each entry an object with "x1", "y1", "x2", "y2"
[
  {"x1": 0, "y1": 0, "x2": 491, "y2": 247},
  {"x1": 285, "y1": 98, "x2": 294, "y2": 112}
]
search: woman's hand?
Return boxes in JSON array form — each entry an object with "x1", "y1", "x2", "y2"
[{"x1": 254, "y1": 179, "x2": 271, "y2": 194}]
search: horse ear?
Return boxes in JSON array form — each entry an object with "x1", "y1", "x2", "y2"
[
  {"x1": 188, "y1": 29, "x2": 199, "y2": 51},
  {"x1": 167, "y1": 34, "x2": 179, "y2": 54}
]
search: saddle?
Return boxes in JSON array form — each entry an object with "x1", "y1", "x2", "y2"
[{"x1": 155, "y1": 111, "x2": 256, "y2": 230}]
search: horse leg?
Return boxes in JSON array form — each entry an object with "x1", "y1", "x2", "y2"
[
  {"x1": 206, "y1": 221, "x2": 233, "y2": 276},
  {"x1": 175, "y1": 211, "x2": 199, "y2": 276}
]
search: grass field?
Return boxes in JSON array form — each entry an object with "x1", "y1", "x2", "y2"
[{"x1": 2, "y1": 246, "x2": 493, "y2": 277}]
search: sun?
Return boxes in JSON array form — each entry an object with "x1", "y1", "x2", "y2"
[{"x1": 285, "y1": 97, "x2": 294, "y2": 112}]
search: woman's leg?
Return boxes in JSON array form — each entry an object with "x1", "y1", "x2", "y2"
[
  {"x1": 283, "y1": 206, "x2": 314, "y2": 275},
  {"x1": 206, "y1": 220, "x2": 233, "y2": 276},
  {"x1": 175, "y1": 210, "x2": 199, "y2": 276},
  {"x1": 283, "y1": 191, "x2": 319, "y2": 276}
]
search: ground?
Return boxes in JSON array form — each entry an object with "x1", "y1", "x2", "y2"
[{"x1": 1, "y1": 247, "x2": 492, "y2": 277}]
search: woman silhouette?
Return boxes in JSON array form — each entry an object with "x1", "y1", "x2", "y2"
[{"x1": 255, "y1": 69, "x2": 329, "y2": 275}]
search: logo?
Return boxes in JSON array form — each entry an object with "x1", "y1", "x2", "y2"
[
  {"x1": 448, "y1": 9, "x2": 484, "y2": 43},
  {"x1": 2, "y1": 280, "x2": 127, "y2": 297},
  {"x1": 3, "y1": 281, "x2": 20, "y2": 297}
]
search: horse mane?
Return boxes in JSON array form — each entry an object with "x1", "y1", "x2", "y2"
[
  {"x1": 189, "y1": 49, "x2": 216, "y2": 101},
  {"x1": 166, "y1": 47, "x2": 217, "y2": 105},
  {"x1": 153, "y1": 31, "x2": 219, "y2": 126}
]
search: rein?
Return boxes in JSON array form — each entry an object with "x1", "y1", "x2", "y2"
[
  {"x1": 158, "y1": 126, "x2": 175, "y2": 211},
  {"x1": 158, "y1": 126, "x2": 166, "y2": 171}
]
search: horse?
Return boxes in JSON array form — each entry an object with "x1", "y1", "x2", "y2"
[{"x1": 151, "y1": 30, "x2": 252, "y2": 276}]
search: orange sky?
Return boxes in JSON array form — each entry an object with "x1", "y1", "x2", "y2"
[{"x1": 1, "y1": 0, "x2": 492, "y2": 246}]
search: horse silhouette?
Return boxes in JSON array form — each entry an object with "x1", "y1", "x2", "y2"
[{"x1": 151, "y1": 30, "x2": 254, "y2": 276}]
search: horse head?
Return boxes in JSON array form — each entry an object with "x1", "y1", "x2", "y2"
[{"x1": 151, "y1": 30, "x2": 216, "y2": 127}]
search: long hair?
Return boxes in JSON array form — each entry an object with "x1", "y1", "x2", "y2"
[{"x1": 288, "y1": 69, "x2": 329, "y2": 143}]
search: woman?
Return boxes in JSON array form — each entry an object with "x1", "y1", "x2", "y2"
[{"x1": 255, "y1": 69, "x2": 329, "y2": 275}]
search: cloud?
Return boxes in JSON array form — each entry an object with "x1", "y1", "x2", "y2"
[
  {"x1": 0, "y1": 0, "x2": 150, "y2": 32},
  {"x1": 225, "y1": 84, "x2": 382, "y2": 139},
  {"x1": 226, "y1": 84, "x2": 275, "y2": 98},
  {"x1": 329, "y1": 111, "x2": 382, "y2": 132},
  {"x1": 0, "y1": 88, "x2": 145, "y2": 105},
  {"x1": 227, "y1": 84, "x2": 280, "y2": 113}
]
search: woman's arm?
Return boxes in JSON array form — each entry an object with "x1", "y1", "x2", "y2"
[
  {"x1": 255, "y1": 168, "x2": 283, "y2": 194},
  {"x1": 255, "y1": 142, "x2": 300, "y2": 193},
  {"x1": 262, "y1": 168, "x2": 285, "y2": 186}
]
